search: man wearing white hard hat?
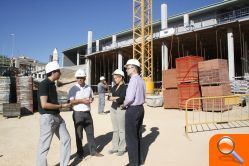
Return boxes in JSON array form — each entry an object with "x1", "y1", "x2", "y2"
[
  {"x1": 107, "y1": 69, "x2": 127, "y2": 156},
  {"x1": 68, "y1": 69, "x2": 103, "y2": 159},
  {"x1": 37, "y1": 61, "x2": 71, "y2": 166},
  {"x1": 97, "y1": 76, "x2": 108, "y2": 114},
  {"x1": 123, "y1": 59, "x2": 146, "y2": 166}
]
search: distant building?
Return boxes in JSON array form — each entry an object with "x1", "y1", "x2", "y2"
[
  {"x1": 0, "y1": 55, "x2": 11, "y2": 75},
  {"x1": 11, "y1": 56, "x2": 46, "y2": 80}
]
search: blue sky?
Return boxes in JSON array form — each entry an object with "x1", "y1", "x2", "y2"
[{"x1": 0, "y1": 0, "x2": 219, "y2": 63}]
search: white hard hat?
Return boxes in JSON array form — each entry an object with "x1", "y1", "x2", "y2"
[
  {"x1": 112, "y1": 69, "x2": 124, "y2": 77},
  {"x1": 45, "y1": 61, "x2": 60, "y2": 74},
  {"x1": 100, "y1": 76, "x2": 105, "y2": 81},
  {"x1": 124, "y1": 59, "x2": 140, "y2": 68},
  {"x1": 75, "y1": 69, "x2": 86, "y2": 77}
]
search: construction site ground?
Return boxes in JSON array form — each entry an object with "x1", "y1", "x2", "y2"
[{"x1": 0, "y1": 96, "x2": 248, "y2": 166}]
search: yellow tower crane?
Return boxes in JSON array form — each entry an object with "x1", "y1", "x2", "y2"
[{"x1": 133, "y1": 0, "x2": 154, "y2": 93}]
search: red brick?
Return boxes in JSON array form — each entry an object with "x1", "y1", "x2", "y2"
[
  {"x1": 198, "y1": 59, "x2": 229, "y2": 85},
  {"x1": 163, "y1": 89, "x2": 179, "y2": 109},
  {"x1": 201, "y1": 84, "x2": 232, "y2": 112},
  {"x1": 162, "y1": 69, "x2": 177, "y2": 89},
  {"x1": 176, "y1": 55, "x2": 203, "y2": 83},
  {"x1": 178, "y1": 83, "x2": 201, "y2": 109},
  {"x1": 201, "y1": 84, "x2": 232, "y2": 97}
]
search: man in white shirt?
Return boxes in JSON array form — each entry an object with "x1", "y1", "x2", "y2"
[{"x1": 68, "y1": 69, "x2": 103, "y2": 159}]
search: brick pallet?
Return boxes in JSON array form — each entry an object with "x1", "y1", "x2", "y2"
[
  {"x1": 176, "y1": 56, "x2": 203, "y2": 110},
  {"x1": 0, "y1": 77, "x2": 10, "y2": 114},
  {"x1": 16, "y1": 76, "x2": 33, "y2": 114},
  {"x1": 201, "y1": 84, "x2": 232, "y2": 111},
  {"x1": 198, "y1": 59, "x2": 231, "y2": 111},
  {"x1": 163, "y1": 89, "x2": 179, "y2": 109},
  {"x1": 176, "y1": 56, "x2": 203, "y2": 83},
  {"x1": 178, "y1": 83, "x2": 201, "y2": 109},
  {"x1": 3, "y1": 103, "x2": 21, "y2": 118},
  {"x1": 162, "y1": 69, "x2": 179, "y2": 109},
  {"x1": 198, "y1": 59, "x2": 229, "y2": 85},
  {"x1": 162, "y1": 69, "x2": 177, "y2": 89},
  {"x1": 201, "y1": 84, "x2": 232, "y2": 97}
]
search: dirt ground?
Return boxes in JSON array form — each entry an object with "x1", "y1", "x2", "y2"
[{"x1": 0, "y1": 97, "x2": 248, "y2": 166}]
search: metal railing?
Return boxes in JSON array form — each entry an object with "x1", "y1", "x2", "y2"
[
  {"x1": 217, "y1": 6, "x2": 249, "y2": 24},
  {"x1": 174, "y1": 6, "x2": 249, "y2": 34},
  {"x1": 185, "y1": 94, "x2": 249, "y2": 137}
]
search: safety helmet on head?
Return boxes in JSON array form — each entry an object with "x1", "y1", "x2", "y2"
[
  {"x1": 45, "y1": 61, "x2": 60, "y2": 74},
  {"x1": 124, "y1": 59, "x2": 140, "y2": 68},
  {"x1": 100, "y1": 76, "x2": 105, "y2": 81},
  {"x1": 112, "y1": 69, "x2": 124, "y2": 77},
  {"x1": 75, "y1": 69, "x2": 86, "y2": 78}
]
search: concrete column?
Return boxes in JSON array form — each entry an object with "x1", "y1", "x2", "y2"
[
  {"x1": 112, "y1": 35, "x2": 117, "y2": 48},
  {"x1": 77, "y1": 51, "x2": 80, "y2": 66},
  {"x1": 86, "y1": 58, "x2": 91, "y2": 85},
  {"x1": 15, "y1": 58, "x2": 20, "y2": 68},
  {"x1": 161, "y1": 4, "x2": 168, "y2": 30},
  {"x1": 61, "y1": 54, "x2": 64, "y2": 67},
  {"x1": 161, "y1": 3, "x2": 168, "y2": 71},
  {"x1": 245, "y1": 41, "x2": 248, "y2": 75},
  {"x1": 52, "y1": 48, "x2": 58, "y2": 62},
  {"x1": 118, "y1": 51, "x2": 123, "y2": 70},
  {"x1": 96, "y1": 40, "x2": 99, "y2": 52},
  {"x1": 161, "y1": 43, "x2": 168, "y2": 70},
  {"x1": 227, "y1": 28, "x2": 235, "y2": 80},
  {"x1": 184, "y1": 14, "x2": 189, "y2": 27},
  {"x1": 87, "y1": 31, "x2": 92, "y2": 54}
]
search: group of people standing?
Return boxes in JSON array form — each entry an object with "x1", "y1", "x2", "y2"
[{"x1": 36, "y1": 58, "x2": 146, "y2": 166}]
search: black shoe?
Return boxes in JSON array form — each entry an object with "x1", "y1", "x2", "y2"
[
  {"x1": 116, "y1": 151, "x2": 125, "y2": 156},
  {"x1": 108, "y1": 149, "x2": 118, "y2": 154},
  {"x1": 91, "y1": 152, "x2": 104, "y2": 157},
  {"x1": 76, "y1": 153, "x2": 84, "y2": 159}
]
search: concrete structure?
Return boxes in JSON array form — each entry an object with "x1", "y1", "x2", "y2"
[
  {"x1": 52, "y1": 48, "x2": 59, "y2": 62},
  {"x1": 62, "y1": 0, "x2": 249, "y2": 92},
  {"x1": 161, "y1": 3, "x2": 168, "y2": 70},
  {"x1": 11, "y1": 56, "x2": 46, "y2": 81}
]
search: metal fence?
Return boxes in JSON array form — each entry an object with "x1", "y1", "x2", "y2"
[
  {"x1": 185, "y1": 94, "x2": 249, "y2": 136},
  {"x1": 217, "y1": 6, "x2": 249, "y2": 24}
]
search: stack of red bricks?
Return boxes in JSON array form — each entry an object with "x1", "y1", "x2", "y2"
[
  {"x1": 176, "y1": 56, "x2": 203, "y2": 109},
  {"x1": 162, "y1": 69, "x2": 179, "y2": 109},
  {"x1": 198, "y1": 59, "x2": 232, "y2": 111},
  {"x1": 16, "y1": 76, "x2": 33, "y2": 114}
]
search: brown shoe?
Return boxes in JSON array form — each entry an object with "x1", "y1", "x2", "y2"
[{"x1": 91, "y1": 152, "x2": 104, "y2": 157}]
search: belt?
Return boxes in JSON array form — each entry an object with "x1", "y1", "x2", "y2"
[
  {"x1": 130, "y1": 105, "x2": 143, "y2": 107},
  {"x1": 74, "y1": 111, "x2": 90, "y2": 113}
]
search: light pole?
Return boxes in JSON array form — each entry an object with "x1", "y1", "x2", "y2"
[{"x1": 10, "y1": 33, "x2": 15, "y2": 57}]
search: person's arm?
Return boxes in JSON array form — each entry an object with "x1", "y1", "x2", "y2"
[
  {"x1": 89, "y1": 88, "x2": 94, "y2": 102},
  {"x1": 124, "y1": 78, "x2": 137, "y2": 107},
  {"x1": 70, "y1": 98, "x2": 91, "y2": 105},
  {"x1": 68, "y1": 87, "x2": 91, "y2": 105},
  {"x1": 39, "y1": 82, "x2": 70, "y2": 110},
  {"x1": 103, "y1": 81, "x2": 109, "y2": 89},
  {"x1": 108, "y1": 86, "x2": 119, "y2": 101},
  {"x1": 40, "y1": 96, "x2": 70, "y2": 109},
  {"x1": 116, "y1": 86, "x2": 126, "y2": 104}
]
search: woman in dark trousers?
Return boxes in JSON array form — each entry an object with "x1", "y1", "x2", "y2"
[{"x1": 108, "y1": 69, "x2": 127, "y2": 156}]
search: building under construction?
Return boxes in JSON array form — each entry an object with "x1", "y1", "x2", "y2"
[{"x1": 62, "y1": 0, "x2": 249, "y2": 92}]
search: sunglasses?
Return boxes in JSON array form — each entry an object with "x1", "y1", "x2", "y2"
[
  {"x1": 77, "y1": 77, "x2": 86, "y2": 79},
  {"x1": 54, "y1": 69, "x2": 61, "y2": 73},
  {"x1": 126, "y1": 67, "x2": 134, "y2": 70}
]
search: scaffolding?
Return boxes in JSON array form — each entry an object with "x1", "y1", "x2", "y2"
[{"x1": 133, "y1": 0, "x2": 154, "y2": 93}]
